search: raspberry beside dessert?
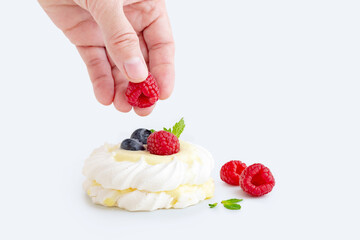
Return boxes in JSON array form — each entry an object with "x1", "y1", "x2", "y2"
[
  {"x1": 239, "y1": 163, "x2": 275, "y2": 197},
  {"x1": 220, "y1": 160, "x2": 247, "y2": 186},
  {"x1": 125, "y1": 73, "x2": 160, "y2": 108},
  {"x1": 147, "y1": 130, "x2": 180, "y2": 155}
]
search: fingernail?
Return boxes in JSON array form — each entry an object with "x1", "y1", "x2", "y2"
[{"x1": 124, "y1": 57, "x2": 148, "y2": 81}]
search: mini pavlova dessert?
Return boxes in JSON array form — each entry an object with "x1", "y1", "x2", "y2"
[{"x1": 83, "y1": 118, "x2": 214, "y2": 211}]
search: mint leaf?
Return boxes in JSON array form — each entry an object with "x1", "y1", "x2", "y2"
[
  {"x1": 150, "y1": 129, "x2": 155, "y2": 133},
  {"x1": 221, "y1": 198, "x2": 243, "y2": 205},
  {"x1": 223, "y1": 203, "x2": 241, "y2": 210},
  {"x1": 171, "y1": 118, "x2": 185, "y2": 138},
  {"x1": 221, "y1": 198, "x2": 243, "y2": 210},
  {"x1": 209, "y1": 203, "x2": 218, "y2": 208},
  {"x1": 163, "y1": 127, "x2": 171, "y2": 133},
  {"x1": 154, "y1": 118, "x2": 186, "y2": 138}
]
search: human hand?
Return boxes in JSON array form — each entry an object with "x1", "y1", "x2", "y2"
[{"x1": 38, "y1": 0, "x2": 175, "y2": 116}]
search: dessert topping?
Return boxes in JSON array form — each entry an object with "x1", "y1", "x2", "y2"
[
  {"x1": 163, "y1": 117, "x2": 185, "y2": 138},
  {"x1": 131, "y1": 128, "x2": 152, "y2": 144},
  {"x1": 120, "y1": 138, "x2": 145, "y2": 151},
  {"x1": 147, "y1": 131, "x2": 180, "y2": 155},
  {"x1": 147, "y1": 118, "x2": 185, "y2": 155}
]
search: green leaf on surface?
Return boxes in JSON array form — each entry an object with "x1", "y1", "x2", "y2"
[
  {"x1": 209, "y1": 203, "x2": 218, "y2": 208},
  {"x1": 223, "y1": 203, "x2": 241, "y2": 210},
  {"x1": 221, "y1": 198, "x2": 243, "y2": 205},
  {"x1": 150, "y1": 129, "x2": 155, "y2": 133}
]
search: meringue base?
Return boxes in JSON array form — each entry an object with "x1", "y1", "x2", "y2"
[{"x1": 83, "y1": 178, "x2": 214, "y2": 211}]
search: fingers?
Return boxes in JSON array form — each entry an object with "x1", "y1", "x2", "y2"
[
  {"x1": 111, "y1": 57, "x2": 154, "y2": 116},
  {"x1": 112, "y1": 65, "x2": 133, "y2": 113},
  {"x1": 82, "y1": 0, "x2": 148, "y2": 83},
  {"x1": 143, "y1": 7, "x2": 175, "y2": 100},
  {"x1": 77, "y1": 46, "x2": 114, "y2": 105},
  {"x1": 78, "y1": 46, "x2": 153, "y2": 116},
  {"x1": 134, "y1": 105, "x2": 155, "y2": 116},
  {"x1": 73, "y1": 0, "x2": 173, "y2": 116},
  {"x1": 138, "y1": 33, "x2": 149, "y2": 66}
]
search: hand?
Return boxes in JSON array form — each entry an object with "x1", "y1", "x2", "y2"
[{"x1": 38, "y1": 0, "x2": 175, "y2": 116}]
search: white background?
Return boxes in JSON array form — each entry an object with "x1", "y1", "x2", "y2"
[{"x1": 1, "y1": 0, "x2": 359, "y2": 239}]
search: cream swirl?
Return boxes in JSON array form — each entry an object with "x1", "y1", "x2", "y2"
[{"x1": 82, "y1": 141, "x2": 214, "y2": 192}]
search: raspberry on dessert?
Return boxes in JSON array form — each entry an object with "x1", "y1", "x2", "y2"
[
  {"x1": 239, "y1": 163, "x2": 275, "y2": 197},
  {"x1": 220, "y1": 160, "x2": 247, "y2": 186},
  {"x1": 147, "y1": 130, "x2": 180, "y2": 155},
  {"x1": 125, "y1": 73, "x2": 160, "y2": 108}
]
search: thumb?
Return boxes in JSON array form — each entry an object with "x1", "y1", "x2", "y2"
[{"x1": 80, "y1": 0, "x2": 148, "y2": 82}]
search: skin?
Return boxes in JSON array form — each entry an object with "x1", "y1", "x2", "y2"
[{"x1": 38, "y1": 0, "x2": 175, "y2": 116}]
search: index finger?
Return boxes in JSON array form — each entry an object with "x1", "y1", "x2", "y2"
[{"x1": 143, "y1": 5, "x2": 175, "y2": 100}]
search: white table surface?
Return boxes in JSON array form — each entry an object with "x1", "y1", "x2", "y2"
[{"x1": 0, "y1": 1, "x2": 359, "y2": 239}]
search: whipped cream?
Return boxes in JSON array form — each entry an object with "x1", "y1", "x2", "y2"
[
  {"x1": 83, "y1": 141, "x2": 214, "y2": 192},
  {"x1": 83, "y1": 178, "x2": 214, "y2": 211}
]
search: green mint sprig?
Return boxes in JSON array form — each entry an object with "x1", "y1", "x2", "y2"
[
  {"x1": 150, "y1": 118, "x2": 185, "y2": 138},
  {"x1": 163, "y1": 117, "x2": 185, "y2": 138},
  {"x1": 209, "y1": 198, "x2": 243, "y2": 210},
  {"x1": 150, "y1": 118, "x2": 186, "y2": 138},
  {"x1": 221, "y1": 198, "x2": 243, "y2": 210},
  {"x1": 209, "y1": 203, "x2": 218, "y2": 208}
]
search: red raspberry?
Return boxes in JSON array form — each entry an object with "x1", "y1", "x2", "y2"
[
  {"x1": 220, "y1": 160, "x2": 247, "y2": 186},
  {"x1": 239, "y1": 163, "x2": 275, "y2": 197},
  {"x1": 125, "y1": 73, "x2": 160, "y2": 108},
  {"x1": 147, "y1": 131, "x2": 180, "y2": 155}
]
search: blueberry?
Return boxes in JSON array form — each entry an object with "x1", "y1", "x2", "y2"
[
  {"x1": 120, "y1": 138, "x2": 145, "y2": 151},
  {"x1": 131, "y1": 128, "x2": 152, "y2": 144}
]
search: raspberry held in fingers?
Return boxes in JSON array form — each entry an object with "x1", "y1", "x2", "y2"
[{"x1": 125, "y1": 73, "x2": 160, "y2": 108}]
